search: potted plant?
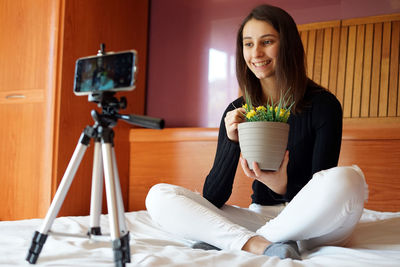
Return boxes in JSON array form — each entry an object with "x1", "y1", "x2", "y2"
[{"x1": 238, "y1": 91, "x2": 294, "y2": 171}]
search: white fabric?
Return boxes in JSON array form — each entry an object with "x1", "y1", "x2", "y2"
[
  {"x1": 146, "y1": 165, "x2": 368, "y2": 251},
  {"x1": 1, "y1": 209, "x2": 400, "y2": 266}
]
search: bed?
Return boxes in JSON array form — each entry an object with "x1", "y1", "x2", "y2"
[{"x1": 2, "y1": 120, "x2": 399, "y2": 266}]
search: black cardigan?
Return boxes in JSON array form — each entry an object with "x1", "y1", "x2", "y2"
[{"x1": 203, "y1": 84, "x2": 343, "y2": 208}]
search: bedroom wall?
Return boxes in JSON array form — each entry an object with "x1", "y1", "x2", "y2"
[{"x1": 146, "y1": 0, "x2": 400, "y2": 127}]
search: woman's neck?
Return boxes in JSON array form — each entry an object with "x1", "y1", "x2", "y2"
[{"x1": 260, "y1": 78, "x2": 279, "y2": 103}]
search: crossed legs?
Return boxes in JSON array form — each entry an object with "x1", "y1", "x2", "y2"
[{"x1": 145, "y1": 165, "x2": 368, "y2": 256}]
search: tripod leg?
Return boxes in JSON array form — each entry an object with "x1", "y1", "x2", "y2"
[
  {"x1": 111, "y1": 147, "x2": 131, "y2": 263},
  {"x1": 100, "y1": 127, "x2": 130, "y2": 267},
  {"x1": 102, "y1": 141, "x2": 124, "y2": 266},
  {"x1": 26, "y1": 133, "x2": 90, "y2": 264},
  {"x1": 111, "y1": 147, "x2": 128, "y2": 234},
  {"x1": 89, "y1": 140, "x2": 104, "y2": 235}
]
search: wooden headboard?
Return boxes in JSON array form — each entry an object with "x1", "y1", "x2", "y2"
[{"x1": 128, "y1": 118, "x2": 400, "y2": 212}]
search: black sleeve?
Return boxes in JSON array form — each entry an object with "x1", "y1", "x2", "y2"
[
  {"x1": 202, "y1": 99, "x2": 242, "y2": 208},
  {"x1": 311, "y1": 91, "x2": 343, "y2": 174}
]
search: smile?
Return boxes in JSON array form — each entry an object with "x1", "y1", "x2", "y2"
[{"x1": 252, "y1": 60, "x2": 271, "y2": 67}]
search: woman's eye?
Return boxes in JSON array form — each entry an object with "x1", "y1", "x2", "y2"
[
  {"x1": 263, "y1": 40, "x2": 272, "y2": 45},
  {"x1": 243, "y1": 42, "x2": 253, "y2": 47}
]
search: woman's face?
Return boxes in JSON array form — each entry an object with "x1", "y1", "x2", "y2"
[{"x1": 242, "y1": 19, "x2": 280, "y2": 81}]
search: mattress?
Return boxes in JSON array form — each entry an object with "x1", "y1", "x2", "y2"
[{"x1": 1, "y1": 209, "x2": 399, "y2": 266}]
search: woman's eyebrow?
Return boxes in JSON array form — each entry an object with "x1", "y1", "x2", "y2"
[{"x1": 243, "y1": 33, "x2": 277, "y2": 40}]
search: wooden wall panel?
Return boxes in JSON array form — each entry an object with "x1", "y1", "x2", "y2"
[
  {"x1": 299, "y1": 13, "x2": 400, "y2": 119},
  {"x1": 389, "y1": 21, "x2": 399, "y2": 116},
  {"x1": 300, "y1": 31, "x2": 308, "y2": 60},
  {"x1": 370, "y1": 23, "x2": 383, "y2": 117},
  {"x1": 313, "y1": 29, "x2": 324, "y2": 84},
  {"x1": 344, "y1": 25, "x2": 356, "y2": 118},
  {"x1": 321, "y1": 28, "x2": 332, "y2": 89},
  {"x1": 352, "y1": 25, "x2": 365, "y2": 117},
  {"x1": 379, "y1": 22, "x2": 391, "y2": 117},
  {"x1": 307, "y1": 30, "x2": 316, "y2": 79},
  {"x1": 329, "y1": 27, "x2": 341, "y2": 96},
  {"x1": 336, "y1": 26, "x2": 348, "y2": 106},
  {"x1": 361, "y1": 24, "x2": 374, "y2": 117}
]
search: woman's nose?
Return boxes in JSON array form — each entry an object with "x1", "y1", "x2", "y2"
[{"x1": 252, "y1": 45, "x2": 263, "y2": 57}]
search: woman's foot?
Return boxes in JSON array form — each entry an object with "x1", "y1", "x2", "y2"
[
  {"x1": 242, "y1": 235, "x2": 271, "y2": 255},
  {"x1": 263, "y1": 240, "x2": 301, "y2": 260},
  {"x1": 243, "y1": 236, "x2": 301, "y2": 260}
]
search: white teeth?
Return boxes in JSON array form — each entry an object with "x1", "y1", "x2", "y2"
[{"x1": 253, "y1": 60, "x2": 271, "y2": 67}]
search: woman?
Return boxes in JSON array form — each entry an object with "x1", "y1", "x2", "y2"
[{"x1": 146, "y1": 4, "x2": 367, "y2": 260}]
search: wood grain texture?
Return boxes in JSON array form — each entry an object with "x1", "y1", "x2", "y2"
[
  {"x1": 379, "y1": 22, "x2": 391, "y2": 117},
  {"x1": 343, "y1": 25, "x2": 356, "y2": 118},
  {"x1": 307, "y1": 30, "x2": 316, "y2": 79},
  {"x1": 369, "y1": 23, "x2": 382, "y2": 117},
  {"x1": 388, "y1": 21, "x2": 399, "y2": 116},
  {"x1": 361, "y1": 24, "x2": 374, "y2": 117},
  {"x1": 313, "y1": 29, "x2": 324, "y2": 84},
  {"x1": 336, "y1": 26, "x2": 348, "y2": 106},
  {"x1": 352, "y1": 25, "x2": 365, "y2": 118},
  {"x1": 320, "y1": 28, "x2": 332, "y2": 89},
  {"x1": 0, "y1": 0, "x2": 60, "y2": 220},
  {"x1": 128, "y1": 128, "x2": 253, "y2": 211},
  {"x1": 0, "y1": 103, "x2": 48, "y2": 219},
  {"x1": 297, "y1": 20, "x2": 340, "y2": 31},
  {"x1": 328, "y1": 27, "x2": 341, "y2": 96},
  {"x1": 342, "y1": 13, "x2": 400, "y2": 26},
  {"x1": 0, "y1": 89, "x2": 45, "y2": 104},
  {"x1": 339, "y1": 119, "x2": 400, "y2": 211},
  {"x1": 299, "y1": 13, "x2": 400, "y2": 120}
]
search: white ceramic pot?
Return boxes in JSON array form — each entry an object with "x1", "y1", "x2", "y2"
[{"x1": 238, "y1": 121, "x2": 289, "y2": 171}]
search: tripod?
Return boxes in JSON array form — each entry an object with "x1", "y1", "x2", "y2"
[{"x1": 26, "y1": 92, "x2": 164, "y2": 267}]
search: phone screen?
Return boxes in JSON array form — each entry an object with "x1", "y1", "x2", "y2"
[{"x1": 73, "y1": 51, "x2": 136, "y2": 95}]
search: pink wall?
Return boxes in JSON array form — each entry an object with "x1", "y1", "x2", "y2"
[{"x1": 146, "y1": 0, "x2": 400, "y2": 127}]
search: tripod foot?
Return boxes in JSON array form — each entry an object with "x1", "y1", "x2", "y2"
[
  {"x1": 26, "y1": 231, "x2": 48, "y2": 264},
  {"x1": 112, "y1": 232, "x2": 131, "y2": 267},
  {"x1": 88, "y1": 227, "x2": 102, "y2": 236}
]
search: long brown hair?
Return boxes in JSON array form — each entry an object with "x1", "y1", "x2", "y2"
[{"x1": 236, "y1": 4, "x2": 309, "y2": 113}]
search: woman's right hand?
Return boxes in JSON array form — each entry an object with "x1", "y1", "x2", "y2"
[{"x1": 224, "y1": 107, "x2": 246, "y2": 142}]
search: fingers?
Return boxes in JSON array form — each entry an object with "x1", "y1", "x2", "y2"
[
  {"x1": 225, "y1": 108, "x2": 246, "y2": 125},
  {"x1": 241, "y1": 151, "x2": 290, "y2": 195},
  {"x1": 252, "y1": 161, "x2": 262, "y2": 177},
  {"x1": 225, "y1": 108, "x2": 246, "y2": 142},
  {"x1": 240, "y1": 156, "x2": 255, "y2": 178},
  {"x1": 242, "y1": 151, "x2": 289, "y2": 176}
]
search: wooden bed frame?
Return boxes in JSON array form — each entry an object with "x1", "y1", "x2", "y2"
[{"x1": 128, "y1": 118, "x2": 400, "y2": 212}]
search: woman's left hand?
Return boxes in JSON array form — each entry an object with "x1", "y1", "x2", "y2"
[{"x1": 240, "y1": 151, "x2": 289, "y2": 195}]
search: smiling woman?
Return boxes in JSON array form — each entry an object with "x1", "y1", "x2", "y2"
[{"x1": 144, "y1": 3, "x2": 367, "y2": 261}]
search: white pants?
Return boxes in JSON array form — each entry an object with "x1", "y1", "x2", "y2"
[{"x1": 145, "y1": 165, "x2": 368, "y2": 251}]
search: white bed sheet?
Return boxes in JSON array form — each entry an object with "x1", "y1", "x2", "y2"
[{"x1": 1, "y1": 209, "x2": 399, "y2": 266}]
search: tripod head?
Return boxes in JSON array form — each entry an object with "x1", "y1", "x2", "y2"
[
  {"x1": 89, "y1": 90, "x2": 164, "y2": 130},
  {"x1": 89, "y1": 91, "x2": 164, "y2": 130}
]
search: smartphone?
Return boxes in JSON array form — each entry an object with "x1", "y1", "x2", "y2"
[{"x1": 73, "y1": 50, "x2": 137, "y2": 95}]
